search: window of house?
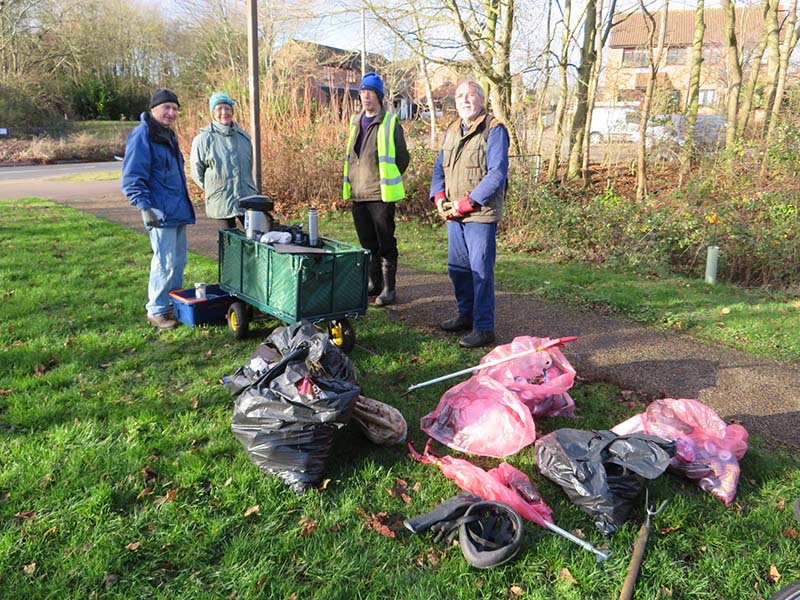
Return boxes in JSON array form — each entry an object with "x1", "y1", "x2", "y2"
[
  {"x1": 346, "y1": 70, "x2": 356, "y2": 83},
  {"x1": 323, "y1": 65, "x2": 335, "y2": 80},
  {"x1": 702, "y1": 46, "x2": 720, "y2": 65},
  {"x1": 622, "y1": 48, "x2": 649, "y2": 67},
  {"x1": 666, "y1": 47, "x2": 687, "y2": 65},
  {"x1": 698, "y1": 89, "x2": 715, "y2": 106}
]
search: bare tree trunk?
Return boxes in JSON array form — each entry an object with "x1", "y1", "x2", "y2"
[
  {"x1": 635, "y1": 0, "x2": 668, "y2": 201},
  {"x1": 533, "y1": 0, "x2": 556, "y2": 162},
  {"x1": 737, "y1": 0, "x2": 770, "y2": 138},
  {"x1": 759, "y1": 0, "x2": 781, "y2": 137},
  {"x1": 721, "y1": 0, "x2": 742, "y2": 149},
  {"x1": 567, "y1": 0, "x2": 598, "y2": 180},
  {"x1": 761, "y1": 0, "x2": 799, "y2": 174},
  {"x1": 680, "y1": 0, "x2": 705, "y2": 183},
  {"x1": 548, "y1": 0, "x2": 572, "y2": 180}
]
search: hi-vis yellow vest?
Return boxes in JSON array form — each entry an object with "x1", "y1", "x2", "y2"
[{"x1": 342, "y1": 112, "x2": 405, "y2": 202}]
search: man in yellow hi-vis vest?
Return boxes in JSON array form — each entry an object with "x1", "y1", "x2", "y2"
[{"x1": 343, "y1": 72, "x2": 409, "y2": 307}]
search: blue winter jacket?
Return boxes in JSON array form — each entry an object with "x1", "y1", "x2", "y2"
[{"x1": 121, "y1": 112, "x2": 195, "y2": 227}]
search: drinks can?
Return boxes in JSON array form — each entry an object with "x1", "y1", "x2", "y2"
[{"x1": 195, "y1": 282, "x2": 207, "y2": 299}]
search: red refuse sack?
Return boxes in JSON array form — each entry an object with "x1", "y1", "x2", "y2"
[
  {"x1": 480, "y1": 336, "x2": 576, "y2": 417},
  {"x1": 420, "y1": 375, "x2": 536, "y2": 458},
  {"x1": 612, "y1": 398, "x2": 748, "y2": 505},
  {"x1": 410, "y1": 440, "x2": 554, "y2": 526}
]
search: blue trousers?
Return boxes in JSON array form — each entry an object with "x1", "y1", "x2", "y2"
[
  {"x1": 446, "y1": 220, "x2": 497, "y2": 332},
  {"x1": 146, "y1": 225, "x2": 188, "y2": 317}
]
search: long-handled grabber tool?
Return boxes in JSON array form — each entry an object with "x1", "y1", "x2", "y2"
[
  {"x1": 404, "y1": 336, "x2": 577, "y2": 394},
  {"x1": 618, "y1": 489, "x2": 668, "y2": 600}
]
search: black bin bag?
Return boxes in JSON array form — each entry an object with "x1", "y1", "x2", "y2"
[
  {"x1": 226, "y1": 321, "x2": 360, "y2": 494},
  {"x1": 534, "y1": 429, "x2": 675, "y2": 535}
]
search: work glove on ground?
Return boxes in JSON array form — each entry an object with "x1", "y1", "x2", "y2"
[
  {"x1": 452, "y1": 195, "x2": 476, "y2": 217},
  {"x1": 434, "y1": 192, "x2": 452, "y2": 221},
  {"x1": 140, "y1": 207, "x2": 158, "y2": 228}
]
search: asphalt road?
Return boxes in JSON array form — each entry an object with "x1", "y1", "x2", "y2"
[
  {"x1": 0, "y1": 160, "x2": 122, "y2": 183},
  {"x1": 3, "y1": 162, "x2": 799, "y2": 450}
]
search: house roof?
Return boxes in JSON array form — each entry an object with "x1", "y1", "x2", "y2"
[
  {"x1": 609, "y1": 6, "x2": 788, "y2": 48},
  {"x1": 287, "y1": 39, "x2": 385, "y2": 72}
]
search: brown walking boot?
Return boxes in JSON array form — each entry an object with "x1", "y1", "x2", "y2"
[{"x1": 147, "y1": 313, "x2": 179, "y2": 329}]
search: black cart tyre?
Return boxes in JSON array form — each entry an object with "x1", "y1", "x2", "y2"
[
  {"x1": 328, "y1": 318, "x2": 356, "y2": 353},
  {"x1": 769, "y1": 581, "x2": 800, "y2": 600},
  {"x1": 227, "y1": 302, "x2": 249, "y2": 340}
]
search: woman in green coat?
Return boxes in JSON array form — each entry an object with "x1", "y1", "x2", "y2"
[{"x1": 190, "y1": 92, "x2": 258, "y2": 229}]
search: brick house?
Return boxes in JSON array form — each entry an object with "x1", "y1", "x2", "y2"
[
  {"x1": 273, "y1": 40, "x2": 416, "y2": 118},
  {"x1": 602, "y1": 6, "x2": 787, "y2": 112}
]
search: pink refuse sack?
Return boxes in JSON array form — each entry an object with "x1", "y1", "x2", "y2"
[
  {"x1": 409, "y1": 440, "x2": 554, "y2": 526},
  {"x1": 612, "y1": 398, "x2": 748, "y2": 504},
  {"x1": 420, "y1": 375, "x2": 536, "y2": 458},
  {"x1": 480, "y1": 336, "x2": 577, "y2": 417}
]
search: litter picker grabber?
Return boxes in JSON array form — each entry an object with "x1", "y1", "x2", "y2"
[
  {"x1": 405, "y1": 336, "x2": 577, "y2": 394},
  {"x1": 618, "y1": 489, "x2": 668, "y2": 600}
]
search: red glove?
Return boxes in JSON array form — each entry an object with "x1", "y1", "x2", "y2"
[{"x1": 454, "y1": 195, "x2": 475, "y2": 216}]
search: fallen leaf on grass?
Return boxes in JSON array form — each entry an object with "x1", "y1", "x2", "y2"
[
  {"x1": 775, "y1": 499, "x2": 785, "y2": 510},
  {"x1": 783, "y1": 528, "x2": 797, "y2": 538},
  {"x1": 386, "y1": 478, "x2": 412, "y2": 503},
  {"x1": 102, "y1": 572, "x2": 119, "y2": 588},
  {"x1": 509, "y1": 585, "x2": 524, "y2": 597},
  {"x1": 660, "y1": 525, "x2": 681, "y2": 535},
  {"x1": 224, "y1": 478, "x2": 232, "y2": 486},
  {"x1": 319, "y1": 478, "x2": 331, "y2": 491},
  {"x1": 136, "y1": 487, "x2": 153, "y2": 501},
  {"x1": 99, "y1": 363, "x2": 112, "y2": 369},
  {"x1": 153, "y1": 489, "x2": 177, "y2": 506},
  {"x1": 769, "y1": 564, "x2": 781, "y2": 584},
  {"x1": 409, "y1": 355, "x2": 426, "y2": 365},
  {"x1": 126, "y1": 541, "x2": 142, "y2": 551},
  {"x1": 569, "y1": 528, "x2": 585, "y2": 539},
  {"x1": 0, "y1": 389, "x2": 13, "y2": 396},
  {"x1": 43, "y1": 525, "x2": 57, "y2": 537},
  {"x1": 298, "y1": 517, "x2": 317, "y2": 536},
  {"x1": 34, "y1": 363, "x2": 48, "y2": 376},
  {"x1": 559, "y1": 568, "x2": 577, "y2": 584},
  {"x1": 190, "y1": 437, "x2": 209, "y2": 450},
  {"x1": 244, "y1": 505, "x2": 260, "y2": 517},
  {"x1": 142, "y1": 464, "x2": 159, "y2": 482},
  {"x1": 414, "y1": 547, "x2": 442, "y2": 567},
  {"x1": 355, "y1": 509, "x2": 402, "y2": 538},
  {"x1": 191, "y1": 397, "x2": 199, "y2": 409},
  {"x1": 15, "y1": 511, "x2": 35, "y2": 520}
]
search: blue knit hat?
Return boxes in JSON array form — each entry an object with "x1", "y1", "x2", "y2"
[
  {"x1": 209, "y1": 92, "x2": 235, "y2": 113},
  {"x1": 360, "y1": 72, "x2": 384, "y2": 102}
]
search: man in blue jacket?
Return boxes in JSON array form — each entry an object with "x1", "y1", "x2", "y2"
[
  {"x1": 121, "y1": 88, "x2": 196, "y2": 329},
  {"x1": 429, "y1": 79, "x2": 509, "y2": 348}
]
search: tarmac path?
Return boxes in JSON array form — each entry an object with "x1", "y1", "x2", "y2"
[{"x1": 4, "y1": 173, "x2": 798, "y2": 449}]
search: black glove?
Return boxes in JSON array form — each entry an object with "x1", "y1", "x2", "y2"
[
  {"x1": 140, "y1": 208, "x2": 158, "y2": 228},
  {"x1": 404, "y1": 491, "x2": 481, "y2": 534}
]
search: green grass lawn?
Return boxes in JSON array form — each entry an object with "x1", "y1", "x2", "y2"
[{"x1": 1, "y1": 199, "x2": 799, "y2": 599}]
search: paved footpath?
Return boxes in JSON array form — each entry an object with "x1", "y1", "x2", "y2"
[{"x1": 8, "y1": 178, "x2": 798, "y2": 449}]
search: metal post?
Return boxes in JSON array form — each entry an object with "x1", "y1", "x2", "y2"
[
  {"x1": 705, "y1": 245, "x2": 719, "y2": 285},
  {"x1": 361, "y1": 9, "x2": 367, "y2": 76},
  {"x1": 246, "y1": 0, "x2": 262, "y2": 192}
]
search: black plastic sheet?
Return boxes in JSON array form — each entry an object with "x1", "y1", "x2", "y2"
[
  {"x1": 535, "y1": 428, "x2": 675, "y2": 535},
  {"x1": 227, "y1": 322, "x2": 360, "y2": 494}
]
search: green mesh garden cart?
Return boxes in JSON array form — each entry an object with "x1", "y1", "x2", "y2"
[{"x1": 218, "y1": 228, "x2": 369, "y2": 352}]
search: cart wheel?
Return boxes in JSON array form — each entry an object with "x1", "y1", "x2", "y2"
[
  {"x1": 328, "y1": 318, "x2": 356, "y2": 353},
  {"x1": 227, "y1": 301, "x2": 249, "y2": 340}
]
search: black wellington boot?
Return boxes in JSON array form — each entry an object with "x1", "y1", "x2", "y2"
[
  {"x1": 367, "y1": 256, "x2": 382, "y2": 297},
  {"x1": 375, "y1": 258, "x2": 397, "y2": 306}
]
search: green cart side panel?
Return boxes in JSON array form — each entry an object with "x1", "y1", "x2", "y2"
[{"x1": 218, "y1": 229, "x2": 368, "y2": 323}]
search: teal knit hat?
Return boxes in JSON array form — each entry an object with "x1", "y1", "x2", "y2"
[{"x1": 209, "y1": 92, "x2": 235, "y2": 113}]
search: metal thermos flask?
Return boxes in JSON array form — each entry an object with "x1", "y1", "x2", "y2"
[{"x1": 308, "y1": 208, "x2": 318, "y2": 247}]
